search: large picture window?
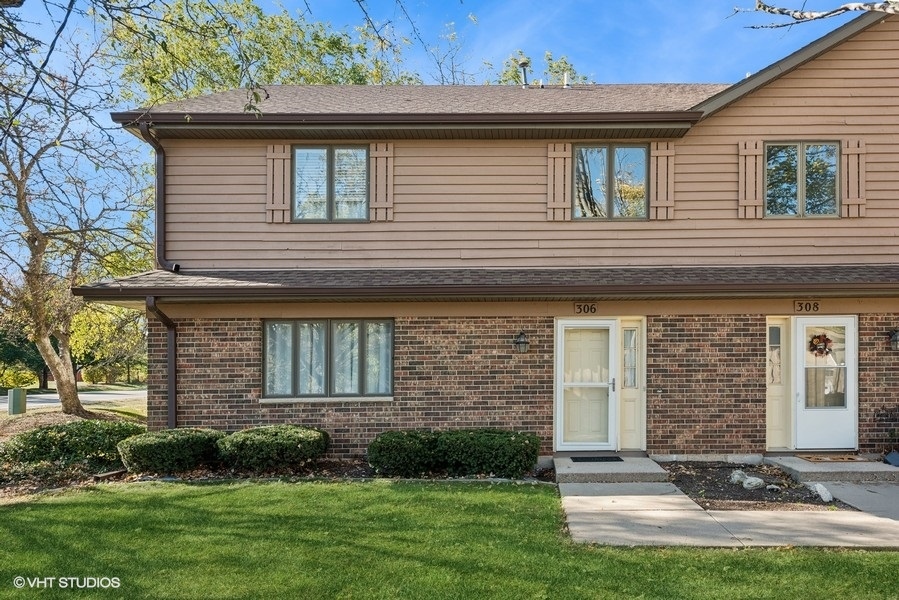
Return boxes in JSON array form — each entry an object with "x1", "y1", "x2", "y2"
[
  {"x1": 293, "y1": 146, "x2": 369, "y2": 221},
  {"x1": 573, "y1": 145, "x2": 648, "y2": 219},
  {"x1": 264, "y1": 319, "x2": 393, "y2": 398},
  {"x1": 765, "y1": 142, "x2": 838, "y2": 217}
]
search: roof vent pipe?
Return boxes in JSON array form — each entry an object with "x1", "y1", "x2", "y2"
[
  {"x1": 138, "y1": 122, "x2": 181, "y2": 273},
  {"x1": 563, "y1": 71, "x2": 571, "y2": 89},
  {"x1": 518, "y1": 58, "x2": 530, "y2": 89}
]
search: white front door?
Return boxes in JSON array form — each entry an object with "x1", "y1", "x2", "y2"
[
  {"x1": 555, "y1": 319, "x2": 618, "y2": 451},
  {"x1": 794, "y1": 316, "x2": 858, "y2": 449}
]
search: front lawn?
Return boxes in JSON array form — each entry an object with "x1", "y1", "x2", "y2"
[{"x1": 0, "y1": 481, "x2": 895, "y2": 599}]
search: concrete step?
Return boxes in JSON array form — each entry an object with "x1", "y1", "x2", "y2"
[
  {"x1": 554, "y1": 456, "x2": 668, "y2": 483},
  {"x1": 765, "y1": 456, "x2": 899, "y2": 483}
]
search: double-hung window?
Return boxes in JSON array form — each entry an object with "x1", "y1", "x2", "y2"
[
  {"x1": 765, "y1": 142, "x2": 838, "y2": 217},
  {"x1": 573, "y1": 144, "x2": 648, "y2": 219},
  {"x1": 293, "y1": 146, "x2": 369, "y2": 221},
  {"x1": 264, "y1": 319, "x2": 393, "y2": 398}
]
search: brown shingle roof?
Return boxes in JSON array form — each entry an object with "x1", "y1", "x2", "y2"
[
  {"x1": 74, "y1": 265, "x2": 899, "y2": 302},
  {"x1": 115, "y1": 84, "x2": 729, "y2": 121},
  {"x1": 112, "y1": 84, "x2": 728, "y2": 140}
]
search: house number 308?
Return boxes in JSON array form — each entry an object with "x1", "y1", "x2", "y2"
[
  {"x1": 794, "y1": 301, "x2": 820, "y2": 313},
  {"x1": 574, "y1": 303, "x2": 598, "y2": 314}
]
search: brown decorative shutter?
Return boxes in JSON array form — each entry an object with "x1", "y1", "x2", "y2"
[
  {"x1": 737, "y1": 140, "x2": 765, "y2": 219},
  {"x1": 266, "y1": 144, "x2": 292, "y2": 223},
  {"x1": 547, "y1": 143, "x2": 572, "y2": 221},
  {"x1": 369, "y1": 142, "x2": 394, "y2": 222},
  {"x1": 841, "y1": 140, "x2": 866, "y2": 218},
  {"x1": 649, "y1": 142, "x2": 675, "y2": 220}
]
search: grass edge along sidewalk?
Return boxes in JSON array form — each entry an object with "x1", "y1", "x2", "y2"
[{"x1": 0, "y1": 480, "x2": 896, "y2": 599}]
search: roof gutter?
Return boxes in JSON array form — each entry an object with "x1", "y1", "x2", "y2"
[
  {"x1": 113, "y1": 110, "x2": 705, "y2": 127},
  {"x1": 138, "y1": 122, "x2": 180, "y2": 273},
  {"x1": 146, "y1": 297, "x2": 177, "y2": 429},
  {"x1": 77, "y1": 280, "x2": 899, "y2": 302}
]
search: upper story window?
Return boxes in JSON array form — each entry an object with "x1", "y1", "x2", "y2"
[
  {"x1": 573, "y1": 144, "x2": 648, "y2": 219},
  {"x1": 765, "y1": 142, "x2": 838, "y2": 217},
  {"x1": 293, "y1": 146, "x2": 369, "y2": 221}
]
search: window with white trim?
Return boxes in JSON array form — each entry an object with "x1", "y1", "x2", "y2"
[
  {"x1": 293, "y1": 146, "x2": 369, "y2": 221},
  {"x1": 765, "y1": 142, "x2": 838, "y2": 217},
  {"x1": 264, "y1": 319, "x2": 393, "y2": 398}
]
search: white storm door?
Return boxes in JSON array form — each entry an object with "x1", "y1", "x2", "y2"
[
  {"x1": 556, "y1": 320, "x2": 618, "y2": 451},
  {"x1": 794, "y1": 316, "x2": 858, "y2": 450}
]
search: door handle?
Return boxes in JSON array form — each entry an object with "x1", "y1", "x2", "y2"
[{"x1": 611, "y1": 378, "x2": 616, "y2": 392}]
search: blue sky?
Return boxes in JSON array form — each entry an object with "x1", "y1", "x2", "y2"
[{"x1": 294, "y1": 0, "x2": 858, "y2": 84}]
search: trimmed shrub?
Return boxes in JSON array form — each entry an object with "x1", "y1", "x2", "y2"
[
  {"x1": 117, "y1": 428, "x2": 226, "y2": 474},
  {"x1": 436, "y1": 429, "x2": 540, "y2": 479},
  {"x1": 2, "y1": 419, "x2": 146, "y2": 470},
  {"x1": 216, "y1": 425, "x2": 329, "y2": 471},
  {"x1": 367, "y1": 430, "x2": 439, "y2": 477}
]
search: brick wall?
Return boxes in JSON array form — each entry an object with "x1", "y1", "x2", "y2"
[
  {"x1": 859, "y1": 314, "x2": 899, "y2": 453},
  {"x1": 148, "y1": 316, "x2": 555, "y2": 457},
  {"x1": 147, "y1": 311, "x2": 899, "y2": 458},
  {"x1": 645, "y1": 315, "x2": 768, "y2": 455}
]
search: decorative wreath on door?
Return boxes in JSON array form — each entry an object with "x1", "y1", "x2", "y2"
[{"x1": 809, "y1": 333, "x2": 833, "y2": 356}]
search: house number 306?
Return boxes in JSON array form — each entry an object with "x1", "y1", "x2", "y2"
[
  {"x1": 574, "y1": 303, "x2": 598, "y2": 314},
  {"x1": 794, "y1": 301, "x2": 820, "y2": 313}
]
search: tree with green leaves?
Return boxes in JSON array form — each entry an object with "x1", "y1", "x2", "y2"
[
  {"x1": 491, "y1": 50, "x2": 588, "y2": 86},
  {"x1": 0, "y1": 22, "x2": 151, "y2": 415},
  {"x1": 72, "y1": 306, "x2": 147, "y2": 384},
  {"x1": 111, "y1": 0, "x2": 417, "y2": 105},
  {"x1": 0, "y1": 328, "x2": 45, "y2": 388}
]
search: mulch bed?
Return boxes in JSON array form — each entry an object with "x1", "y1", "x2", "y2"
[{"x1": 662, "y1": 461, "x2": 854, "y2": 511}]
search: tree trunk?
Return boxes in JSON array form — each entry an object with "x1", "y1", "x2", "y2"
[
  {"x1": 40, "y1": 367, "x2": 49, "y2": 389},
  {"x1": 33, "y1": 335, "x2": 86, "y2": 416}
]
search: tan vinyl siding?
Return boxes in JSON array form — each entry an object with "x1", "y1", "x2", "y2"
[{"x1": 162, "y1": 18, "x2": 899, "y2": 269}]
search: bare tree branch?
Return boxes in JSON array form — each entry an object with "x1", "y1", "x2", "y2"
[{"x1": 744, "y1": 0, "x2": 899, "y2": 26}]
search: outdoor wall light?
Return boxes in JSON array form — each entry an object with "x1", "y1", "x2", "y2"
[
  {"x1": 890, "y1": 329, "x2": 899, "y2": 352},
  {"x1": 512, "y1": 331, "x2": 530, "y2": 354}
]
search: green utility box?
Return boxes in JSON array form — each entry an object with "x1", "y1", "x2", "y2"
[{"x1": 8, "y1": 389, "x2": 26, "y2": 415}]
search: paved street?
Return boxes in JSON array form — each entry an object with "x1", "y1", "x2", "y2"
[{"x1": 2, "y1": 389, "x2": 147, "y2": 413}]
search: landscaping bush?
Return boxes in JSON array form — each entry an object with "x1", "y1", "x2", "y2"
[
  {"x1": 366, "y1": 428, "x2": 540, "y2": 479},
  {"x1": 436, "y1": 429, "x2": 540, "y2": 479},
  {"x1": 367, "y1": 430, "x2": 439, "y2": 477},
  {"x1": 2, "y1": 419, "x2": 146, "y2": 470},
  {"x1": 216, "y1": 425, "x2": 329, "y2": 471},
  {"x1": 117, "y1": 428, "x2": 226, "y2": 474}
]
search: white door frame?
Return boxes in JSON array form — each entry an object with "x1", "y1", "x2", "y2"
[
  {"x1": 554, "y1": 319, "x2": 619, "y2": 451},
  {"x1": 793, "y1": 315, "x2": 858, "y2": 450}
]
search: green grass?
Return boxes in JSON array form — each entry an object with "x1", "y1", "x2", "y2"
[{"x1": 0, "y1": 481, "x2": 895, "y2": 599}]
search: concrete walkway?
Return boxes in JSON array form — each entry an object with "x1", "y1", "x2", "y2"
[{"x1": 557, "y1": 457, "x2": 899, "y2": 547}]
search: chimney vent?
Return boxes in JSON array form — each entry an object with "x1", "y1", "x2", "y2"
[{"x1": 518, "y1": 58, "x2": 531, "y2": 89}]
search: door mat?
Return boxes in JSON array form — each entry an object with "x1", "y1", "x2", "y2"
[
  {"x1": 797, "y1": 454, "x2": 870, "y2": 462},
  {"x1": 570, "y1": 456, "x2": 624, "y2": 463}
]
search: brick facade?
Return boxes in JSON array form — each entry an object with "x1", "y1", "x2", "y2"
[
  {"x1": 645, "y1": 315, "x2": 767, "y2": 455},
  {"x1": 147, "y1": 311, "x2": 899, "y2": 458},
  {"x1": 149, "y1": 316, "x2": 555, "y2": 457},
  {"x1": 858, "y1": 314, "x2": 899, "y2": 453}
]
